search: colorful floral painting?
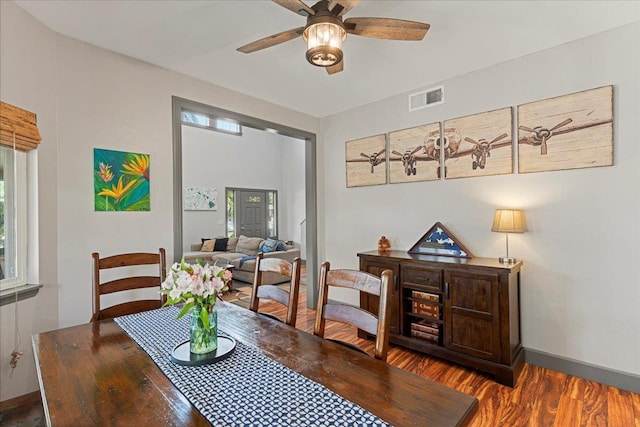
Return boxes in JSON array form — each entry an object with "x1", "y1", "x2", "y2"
[{"x1": 94, "y1": 148, "x2": 150, "y2": 211}]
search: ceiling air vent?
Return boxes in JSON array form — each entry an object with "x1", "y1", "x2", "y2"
[{"x1": 408, "y1": 86, "x2": 444, "y2": 112}]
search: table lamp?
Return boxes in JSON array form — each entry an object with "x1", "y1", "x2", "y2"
[{"x1": 491, "y1": 209, "x2": 526, "y2": 264}]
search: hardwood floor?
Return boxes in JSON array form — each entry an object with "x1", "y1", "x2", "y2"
[
  {"x1": 0, "y1": 391, "x2": 45, "y2": 427},
  {"x1": 256, "y1": 291, "x2": 640, "y2": 427},
  {"x1": 4, "y1": 289, "x2": 638, "y2": 426}
]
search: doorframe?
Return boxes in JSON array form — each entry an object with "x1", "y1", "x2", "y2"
[{"x1": 172, "y1": 96, "x2": 318, "y2": 308}]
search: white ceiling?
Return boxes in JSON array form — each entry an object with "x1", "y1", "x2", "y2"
[{"x1": 14, "y1": 0, "x2": 640, "y2": 118}]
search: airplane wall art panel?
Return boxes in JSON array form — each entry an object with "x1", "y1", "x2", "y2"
[
  {"x1": 443, "y1": 107, "x2": 514, "y2": 179},
  {"x1": 389, "y1": 122, "x2": 440, "y2": 184},
  {"x1": 517, "y1": 85, "x2": 613, "y2": 174},
  {"x1": 345, "y1": 134, "x2": 387, "y2": 187}
]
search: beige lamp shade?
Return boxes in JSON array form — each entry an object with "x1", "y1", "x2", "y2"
[
  {"x1": 491, "y1": 209, "x2": 526, "y2": 234},
  {"x1": 491, "y1": 209, "x2": 526, "y2": 264}
]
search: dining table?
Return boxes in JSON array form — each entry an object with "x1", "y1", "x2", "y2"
[{"x1": 32, "y1": 301, "x2": 478, "y2": 426}]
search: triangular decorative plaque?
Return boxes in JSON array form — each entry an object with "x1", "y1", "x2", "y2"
[{"x1": 408, "y1": 222, "x2": 473, "y2": 258}]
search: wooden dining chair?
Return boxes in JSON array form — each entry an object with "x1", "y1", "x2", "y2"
[
  {"x1": 91, "y1": 248, "x2": 167, "y2": 322},
  {"x1": 250, "y1": 252, "x2": 302, "y2": 326},
  {"x1": 314, "y1": 261, "x2": 393, "y2": 361}
]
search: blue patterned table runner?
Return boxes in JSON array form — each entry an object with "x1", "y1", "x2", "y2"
[{"x1": 115, "y1": 306, "x2": 390, "y2": 427}]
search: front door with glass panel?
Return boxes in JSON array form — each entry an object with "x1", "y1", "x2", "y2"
[{"x1": 237, "y1": 190, "x2": 267, "y2": 238}]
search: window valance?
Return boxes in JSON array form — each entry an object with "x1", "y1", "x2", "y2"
[{"x1": 0, "y1": 101, "x2": 42, "y2": 151}]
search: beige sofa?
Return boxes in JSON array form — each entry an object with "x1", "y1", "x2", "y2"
[{"x1": 182, "y1": 235, "x2": 300, "y2": 285}]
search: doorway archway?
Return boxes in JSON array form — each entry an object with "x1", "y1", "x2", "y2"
[{"x1": 171, "y1": 96, "x2": 318, "y2": 307}]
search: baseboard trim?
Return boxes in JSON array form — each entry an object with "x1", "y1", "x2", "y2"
[
  {"x1": 525, "y1": 348, "x2": 640, "y2": 393},
  {"x1": 0, "y1": 390, "x2": 41, "y2": 413}
]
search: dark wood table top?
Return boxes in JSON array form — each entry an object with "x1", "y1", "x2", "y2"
[{"x1": 32, "y1": 302, "x2": 478, "y2": 426}]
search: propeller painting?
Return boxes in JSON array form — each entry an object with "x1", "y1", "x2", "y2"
[
  {"x1": 343, "y1": 87, "x2": 613, "y2": 188},
  {"x1": 345, "y1": 134, "x2": 386, "y2": 187},
  {"x1": 517, "y1": 85, "x2": 613, "y2": 173},
  {"x1": 443, "y1": 107, "x2": 513, "y2": 179},
  {"x1": 389, "y1": 122, "x2": 440, "y2": 183}
]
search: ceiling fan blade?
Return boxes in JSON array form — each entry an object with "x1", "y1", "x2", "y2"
[
  {"x1": 345, "y1": 18, "x2": 430, "y2": 40},
  {"x1": 326, "y1": 60, "x2": 344, "y2": 75},
  {"x1": 272, "y1": 0, "x2": 315, "y2": 16},
  {"x1": 329, "y1": 0, "x2": 361, "y2": 16},
  {"x1": 237, "y1": 27, "x2": 304, "y2": 54}
]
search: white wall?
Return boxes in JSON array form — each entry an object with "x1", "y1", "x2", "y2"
[
  {"x1": 281, "y1": 136, "x2": 307, "y2": 249},
  {"x1": 0, "y1": 1, "x2": 59, "y2": 403},
  {"x1": 319, "y1": 22, "x2": 640, "y2": 376},
  {"x1": 0, "y1": 0, "x2": 317, "y2": 401},
  {"x1": 182, "y1": 125, "x2": 305, "y2": 249}
]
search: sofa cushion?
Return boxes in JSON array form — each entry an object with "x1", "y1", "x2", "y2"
[
  {"x1": 238, "y1": 255, "x2": 257, "y2": 268},
  {"x1": 212, "y1": 252, "x2": 244, "y2": 265},
  {"x1": 182, "y1": 251, "x2": 215, "y2": 263},
  {"x1": 227, "y1": 236, "x2": 239, "y2": 252},
  {"x1": 201, "y1": 237, "x2": 213, "y2": 245},
  {"x1": 238, "y1": 257, "x2": 257, "y2": 271},
  {"x1": 259, "y1": 237, "x2": 279, "y2": 253},
  {"x1": 213, "y1": 237, "x2": 228, "y2": 251},
  {"x1": 236, "y1": 235, "x2": 264, "y2": 256},
  {"x1": 201, "y1": 239, "x2": 216, "y2": 252}
]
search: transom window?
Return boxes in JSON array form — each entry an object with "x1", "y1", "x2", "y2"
[{"x1": 181, "y1": 111, "x2": 242, "y2": 136}]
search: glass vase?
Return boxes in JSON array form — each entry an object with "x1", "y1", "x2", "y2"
[{"x1": 190, "y1": 304, "x2": 217, "y2": 354}]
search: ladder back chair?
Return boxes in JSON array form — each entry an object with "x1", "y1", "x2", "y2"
[
  {"x1": 250, "y1": 252, "x2": 302, "y2": 326},
  {"x1": 314, "y1": 261, "x2": 393, "y2": 361},
  {"x1": 91, "y1": 248, "x2": 167, "y2": 322}
]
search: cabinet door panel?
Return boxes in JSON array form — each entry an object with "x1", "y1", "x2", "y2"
[
  {"x1": 444, "y1": 271, "x2": 500, "y2": 362},
  {"x1": 359, "y1": 259, "x2": 400, "y2": 334}
]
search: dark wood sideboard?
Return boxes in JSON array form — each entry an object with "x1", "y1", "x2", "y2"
[{"x1": 358, "y1": 250, "x2": 524, "y2": 387}]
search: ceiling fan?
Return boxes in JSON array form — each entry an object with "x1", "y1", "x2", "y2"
[{"x1": 237, "y1": 0, "x2": 430, "y2": 75}]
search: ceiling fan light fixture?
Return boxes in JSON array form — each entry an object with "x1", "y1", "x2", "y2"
[
  {"x1": 303, "y1": 21, "x2": 346, "y2": 67},
  {"x1": 238, "y1": 1, "x2": 430, "y2": 75}
]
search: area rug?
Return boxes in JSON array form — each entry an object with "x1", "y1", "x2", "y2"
[{"x1": 219, "y1": 282, "x2": 253, "y2": 309}]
